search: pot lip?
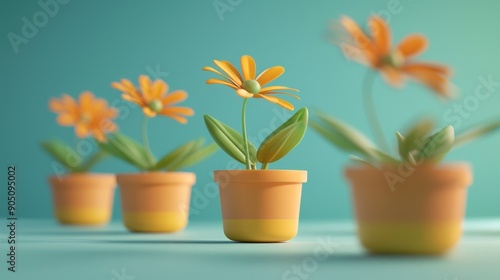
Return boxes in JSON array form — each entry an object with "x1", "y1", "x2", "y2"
[
  {"x1": 214, "y1": 169, "x2": 307, "y2": 172},
  {"x1": 116, "y1": 171, "x2": 195, "y2": 177},
  {"x1": 214, "y1": 169, "x2": 307, "y2": 183},
  {"x1": 48, "y1": 173, "x2": 116, "y2": 181},
  {"x1": 345, "y1": 161, "x2": 471, "y2": 173},
  {"x1": 48, "y1": 173, "x2": 116, "y2": 186},
  {"x1": 116, "y1": 171, "x2": 196, "y2": 186},
  {"x1": 344, "y1": 161, "x2": 473, "y2": 189}
]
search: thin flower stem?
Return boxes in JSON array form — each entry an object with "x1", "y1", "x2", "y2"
[
  {"x1": 141, "y1": 117, "x2": 155, "y2": 167},
  {"x1": 261, "y1": 163, "x2": 269, "y2": 170},
  {"x1": 363, "y1": 70, "x2": 390, "y2": 152},
  {"x1": 241, "y1": 98, "x2": 251, "y2": 170}
]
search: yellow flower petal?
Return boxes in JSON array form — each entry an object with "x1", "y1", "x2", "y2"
[
  {"x1": 380, "y1": 66, "x2": 404, "y2": 88},
  {"x1": 202, "y1": 66, "x2": 239, "y2": 87},
  {"x1": 75, "y1": 123, "x2": 89, "y2": 138},
  {"x1": 213, "y1": 60, "x2": 243, "y2": 85},
  {"x1": 236, "y1": 89, "x2": 253, "y2": 98},
  {"x1": 240, "y1": 55, "x2": 256, "y2": 80},
  {"x1": 61, "y1": 94, "x2": 77, "y2": 114},
  {"x1": 340, "y1": 16, "x2": 372, "y2": 49},
  {"x1": 49, "y1": 99, "x2": 64, "y2": 112},
  {"x1": 260, "y1": 86, "x2": 299, "y2": 93},
  {"x1": 57, "y1": 114, "x2": 76, "y2": 125},
  {"x1": 256, "y1": 66, "x2": 285, "y2": 86},
  {"x1": 369, "y1": 15, "x2": 391, "y2": 56},
  {"x1": 159, "y1": 110, "x2": 188, "y2": 124},
  {"x1": 161, "y1": 90, "x2": 188, "y2": 106},
  {"x1": 397, "y1": 35, "x2": 428, "y2": 58},
  {"x1": 139, "y1": 75, "x2": 154, "y2": 102},
  {"x1": 152, "y1": 79, "x2": 168, "y2": 98},
  {"x1": 161, "y1": 106, "x2": 194, "y2": 116},
  {"x1": 142, "y1": 107, "x2": 157, "y2": 117},
  {"x1": 206, "y1": 78, "x2": 238, "y2": 89},
  {"x1": 255, "y1": 94, "x2": 294, "y2": 110},
  {"x1": 121, "y1": 94, "x2": 143, "y2": 106},
  {"x1": 92, "y1": 130, "x2": 106, "y2": 143},
  {"x1": 259, "y1": 91, "x2": 301, "y2": 99},
  {"x1": 79, "y1": 91, "x2": 94, "y2": 112}
]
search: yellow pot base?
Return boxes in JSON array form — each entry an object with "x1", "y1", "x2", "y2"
[
  {"x1": 358, "y1": 221, "x2": 462, "y2": 254},
  {"x1": 123, "y1": 211, "x2": 188, "y2": 233},
  {"x1": 55, "y1": 208, "x2": 111, "y2": 226},
  {"x1": 223, "y1": 219, "x2": 298, "y2": 242}
]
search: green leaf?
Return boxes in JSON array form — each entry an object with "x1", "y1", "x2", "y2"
[
  {"x1": 153, "y1": 138, "x2": 217, "y2": 171},
  {"x1": 257, "y1": 107, "x2": 308, "y2": 164},
  {"x1": 311, "y1": 111, "x2": 380, "y2": 160},
  {"x1": 395, "y1": 131, "x2": 407, "y2": 160},
  {"x1": 77, "y1": 150, "x2": 108, "y2": 172},
  {"x1": 168, "y1": 142, "x2": 218, "y2": 171},
  {"x1": 371, "y1": 149, "x2": 400, "y2": 164},
  {"x1": 455, "y1": 120, "x2": 500, "y2": 147},
  {"x1": 99, "y1": 133, "x2": 150, "y2": 170},
  {"x1": 41, "y1": 140, "x2": 82, "y2": 172},
  {"x1": 204, "y1": 115, "x2": 257, "y2": 165},
  {"x1": 397, "y1": 119, "x2": 435, "y2": 161},
  {"x1": 348, "y1": 155, "x2": 375, "y2": 167},
  {"x1": 153, "y1": 139, "x2": 203, "y2": 171},
  {"x1": 416, "y1": 126, "x2": 454, "y2": 162}
]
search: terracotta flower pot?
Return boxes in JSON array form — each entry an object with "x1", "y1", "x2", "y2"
[
  {"x1": 345, "y1": 162, "x2": 472, "y2": 254},
  {"x1": 49, "y1": 173, "x2": 116, "y2": 226},
  {"x1": 117, "y1": 172, "x2": 195, "y2": 233},
  {"x1": 214, "y1": 170, "x2": 307, "y2": 242}
]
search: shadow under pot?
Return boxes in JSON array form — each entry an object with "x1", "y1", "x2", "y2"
[
  {"x1": 49, "y1": 173, "x2": 116, "y2": 226},
  {"x1": 215, "y1": 170, "x2": 307, "y2": 242},
  {"x1": 344, "y1": 163, "x2": 472, "y2": 255},
  {"x1": 117, "y1": 172, "x2": 195, "y2": 233}
]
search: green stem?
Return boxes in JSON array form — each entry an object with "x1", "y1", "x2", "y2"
[
  {"x1": 141, "y1": 117, "x2": 155, "y2": 167},
  {"x1": 363, "y1": 70, "x2": 390, "y2": 152},
  {"x1": 261, "y1": 163, "x2": 269, "y2": 170},
  {"x1": 241, "y1": 98, "x2": 251, "y2": 170}
]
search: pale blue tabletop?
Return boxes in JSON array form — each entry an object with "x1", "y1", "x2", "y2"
[{"x1": 1, "y1": 219, "x2": 499, "y2": 280}]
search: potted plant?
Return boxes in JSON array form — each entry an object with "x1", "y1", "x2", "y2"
[
  {"x1": 312, "y1": 15, "x2": 500, "y2": 254},
  {"x1": 202, "y1": 55, "x2": 308, "y2": 242},
  {"x1": 43, "y1": 91, "x2": 118, "y2": 225},
  {"x1": 101, "y1": 75, "x2": 217, "y2": 233}
]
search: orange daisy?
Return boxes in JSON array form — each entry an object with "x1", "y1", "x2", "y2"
[
  {"x1": 49, "y1": 92, "x2": 118, "y2": 142},
  {"x1": 111, "y1": 75, "x2": 194, "y2": 123},
  {"x1": 335, "y1": 15, "x2": 453, "y2": 97},
  {"x1": 203, "y1": 55, "x2": 299, "y2": 110}
]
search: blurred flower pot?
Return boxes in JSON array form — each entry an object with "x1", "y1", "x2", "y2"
[
  {"x1": 345, "y1": 163, "x2": 472, "y2": 254},
  {"x1": 215, "y1": 170, "x2": 307, "y2": 242},
  {"x1": 117, "y1": 172, "x2": 195, "y2": 233},
  {"x1": 49, "y1": 173, "x2": 116, "y2": 225}
]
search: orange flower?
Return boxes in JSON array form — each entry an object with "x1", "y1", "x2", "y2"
[
  {"x1": 203, "y1": 55, "x2": 299, "y2": 110},
  {"x1": 335, "y1": 15, "x2": 452, "y2": 97},
  {"x1": 49, "y1": 92, "x2": 118, "y2": 142},
  {"x1": 111, "y1": 75, "x2": 194, "y2": 123}
]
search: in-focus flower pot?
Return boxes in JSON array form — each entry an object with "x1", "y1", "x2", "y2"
[
  {"x1": 215, "y1": 170, "x2": 307, "y2": 242},
  {"x1": 117, "y1": 172, "x2": 195, "y2": 233},
  {"x1": 345, "y1": 163, "x2": 472, "y2": 254},
  {"x1": 49, "y1": 173, "x2": 116, "y2": 226}
]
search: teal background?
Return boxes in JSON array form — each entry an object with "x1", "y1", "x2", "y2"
[{"x1": 2, "y1": 0, "x2": 500, "y2": 222}]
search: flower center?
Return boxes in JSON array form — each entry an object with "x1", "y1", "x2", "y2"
[
  {"x1": 80, "y1": 113, "x2": 91, "y2": 123},
  {"x1": 382, "y1": 51, "x2": 405, "y2": 68},
  {"x1": 242, "y1": 79, "x2": 261, "y2": 94},
  {"x1": 148, "y1": 100, "x2": 163, "y2": 113}
]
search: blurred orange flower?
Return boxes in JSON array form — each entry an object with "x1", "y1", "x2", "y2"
[
  {"x1": 111, "y1": 75, "x2": 194, "y2": 123},
  {"x1": 335, "y1": 15, "x2": 452, "y2": 97},
  {"x1": 203, "y1": 55, "x2": 299, "y2": 110},
  {"x1": 49, "y1": 92, "x2": 118, "y2": 142}
]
